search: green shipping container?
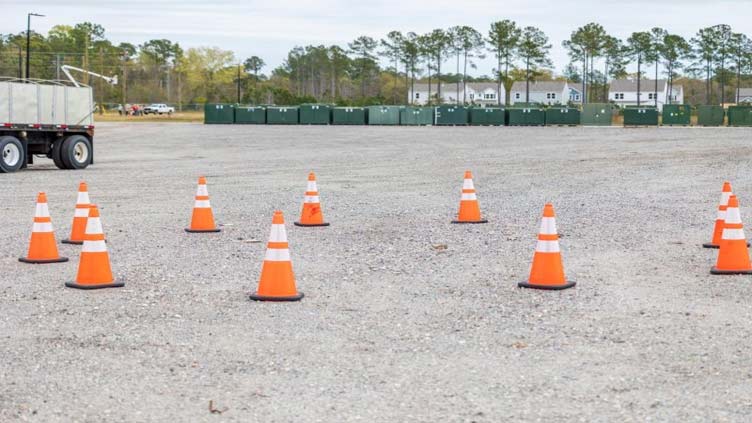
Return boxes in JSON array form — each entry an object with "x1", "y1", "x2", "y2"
[
  {"x1": 204, "y1": 103, "x2": 235, "y2": 124},
  {"x1": 367, "y1": 106, "x2": 401, "y2": 125},
  {"x1": 299, "y1": 104, "x2": 332, "y2": 125},
  {"x1": 234, "y1": 106, "x2": 266, "y2": 124},
  {"x1": 266, "y1": 106, "x2": 299, "y2": 124},
  {"x1": 508, "y1": 107, "x2": 545, "y2": 126},
  {"x1": 581, "y1": 103, "x2": 614, "y2": 126},
  {"x1": 469, "y1": 107, "x2": 506, "y2": 126},
  {"x1": 623, "y1": 107, "x2": 659, "y2": 126},
  {"x1": 545, "y1": 107, "x2": 580, "y2": 126},
  {"x1": 332, "y1": 107, "x2": 367, "y2": 125},
  {"x1": 661, "y1": 104, "x2": 691, "y2": 126},
  {"x1": 435, "y1": 106, "x2": 469, "y2": 125},
  {"x1": 400, "y1": 107, "x2": 434, "y2": 125},
  {"x1": 696, "y1": 105, "x2": 725, "y2": 127},
  {"x1": 727, "y1": 106, "x2": 752, "y2": 127}
]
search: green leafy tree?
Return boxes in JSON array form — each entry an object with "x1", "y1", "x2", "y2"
[
  {"x1": 449, "y1": 26, "x2": 484, "y2": 104},
  {"x1": 692, "y1": 26, "x2": 721, "y2": 104},
  {"x1": 626, "y1": 31, "x2": 653, "y2": 106},
  {"x1": 659, "y1": 34, "x2": 692, "y2": 105},
  {"x1": 517, "y1": 26, "x2": 552, "y2": 103},
  {"x1": 243, "y1": 56, "x2": 265, "y2": 85},
  {"x1": 488, "y1": 20, "x2": 521, "y2": 105},
  {"x1": 347, "y1": 36, "x2": 378, "y2": 98},
  {"x1": 650, "y1": 28, "x2": 667, "y2": 107},
  {"x1": 728, "y1": 33, "x2": 752, "y2": 103}
]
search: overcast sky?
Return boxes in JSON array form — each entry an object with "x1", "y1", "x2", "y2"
[{"x1": 4, "y1": 0, "x2": 752, "y2": 76}]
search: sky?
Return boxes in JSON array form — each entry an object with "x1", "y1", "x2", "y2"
[{"x1": 3, "y1": 0, "x2": 752, "y2": 77}]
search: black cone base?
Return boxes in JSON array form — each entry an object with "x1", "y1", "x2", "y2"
[
  {"x1": 62, "y1": 239, "x2": 83, "y2": 245},
  {"x1": 294, "y1": 222, "x2": 330, "y2": 227},
  {"x1": 65, "y1": 281, "x2": 125, "y2": 289},
  {"x1": 185, "y1": 228, "x2": 221, "y2": 233},
  {"x1": 19, "y1": 256, "x2": 69, "y2": 264},
  {"x1": 518, "y1": 280, "x2": 576, "y2": 290},
  {"x1": 451, "y1": 219, "x2": 488, "y2": 224},
  {"x1": 249, "y1": 292, "x2": 304, "y2": 302},
  {"x1": 703, "y1": 242, "x2": 749, "y2": 249},
  {"x1": 710, "y1": 267, "x2": 752, "y2": 275}
]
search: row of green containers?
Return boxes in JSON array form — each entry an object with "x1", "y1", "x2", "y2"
[{"x1": 207, "y1": 103, "x2": 752, "y2": 126}]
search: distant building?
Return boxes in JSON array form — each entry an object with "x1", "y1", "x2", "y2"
[
  {"x1": 736, "y1": 88, "x2": 752, "y2": 103},
  {"x1": 408, "y1": 82, "x2": 505, "y2": 106},
  {"x1": 509, "y1": 81, "x2": 580, "y2": 105},
  {"x1": 608, "y1": 79, "x2": 683, "y2": 111}
]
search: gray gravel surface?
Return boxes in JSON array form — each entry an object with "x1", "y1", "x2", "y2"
[{"x1": 2, "y1": 123, "x2": 752, "y2": 422}]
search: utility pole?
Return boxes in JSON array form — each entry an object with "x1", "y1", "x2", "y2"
[
  {"x1": 16, "y1": 44, "x2": 23, "y2": 79},
  {"x1": 25, "y1": 12, "x2": 45, "y2": 80}
]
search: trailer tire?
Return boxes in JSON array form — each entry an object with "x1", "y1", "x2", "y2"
[
  {"x1": 52, "y1": 138, "x2": 68, "y2": 169},
  {"x1": 0, "y1": 136, "x2": 25, "y2": 173},
  {"x1": 60, "y1": 135, "x2": 92, "y2": 170}
]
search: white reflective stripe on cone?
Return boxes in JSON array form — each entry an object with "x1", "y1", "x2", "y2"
[
  {"x1": 32, "y1": 222, "x2": 53, "y2": 232},
  {"x1": 722, "y1": 228, "x2": 746, "y2": 240},
  {"x1": 35, "y1": 203, "x2": 50, "y2": 217},
  {"x1": 196, "y1": 184, "x2": 209, "y2": 196},
  {"x1": 535, "y1": 240, "x2": 561, "y2": 253},
  {"x1": 77, "y1": 192, "x2": 90, "y2": 204},
  {"x1": 462, "y1": 179, "x2": 474, "y2": 190},
  {"x1": 726, "y1": 208, "x2": 742, "y2": 224},
  {"x1": 720, "y1": 192, "x2": 731, "y2": 205},
  {"x1": 85, "y1": 217, "x2": 103, "y2": 235},
  {"x1": 74, "y1": 208, "x2": 90, "y2": 217},
  {"x1": 716, "y1": 210, "x2": 727, "y2": 220},
  {"x1": 83, "y1": 240, "x2": 108, "y2": 253},
  {"x1": 268, "y1": 224, "x2": 288, "y2": 242},
  {"x1": 194, "y1": 200, "x2": 211, "y2": 208},
  {"x1": 307, "y1": 181, "x2": 317, "y2": 192},
  {"x1": 461, "y1": 193, "x2": 477, "y2": 201},
  {"x1": 304, "y1": 195, "x2": 320, "y2": 203},
  {"x1": 539, "y1": 217, "x2": 557, "y2": 235},
  {"x1": 264, "y1": 248, "x2": 291, "y2": 261}
]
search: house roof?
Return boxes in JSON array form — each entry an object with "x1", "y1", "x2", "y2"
[
  {"x1": 410, "y1": 82, "x2": 500, "y2": 92},
  {"x1": 510, "y1": 81, "x2": 568, "y2": 92},
  {"x1": 610, "y1": 79, "x2": 668, "y2": 92},
  {"x1": 466, "y1": 82, "x2": 499, "y2": 92},
  {"x1": 737, "y1": 88, "x2": 752, "y2": 98}
]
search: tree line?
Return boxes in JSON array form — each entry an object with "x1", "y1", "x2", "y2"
[{"x1": 0, "y1": 21, "x2": 750, "y2": 108}]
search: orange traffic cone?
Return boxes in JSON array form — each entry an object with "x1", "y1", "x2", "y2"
[
  {"x1": 518, "y1": 203, "x2": 576, "y2": 290},
  {"x1": 66, "y1": 205, "x2": 124, "y2": 289},
  {"x1": 703, "y1": 182, "x2": 749, "y2": 248},
  {"x1": 185, "y1": 176, "x2": 221, "y2": 233},
  {"x1": 19, "y1": 192, "x2": 68, "y2": 264},
  {"x1": 294, "y1": 172, "x2": 330, "y2": 227},
  {"x1": 451, "y1": 170, "x2": 487, "y2": 224},
  {"x1": 62, "y1": 182, "x2": 92, "y2": 245},
  {"x1": 250, "y1": 211, "x2": 304, "y2": 301},
  {"x1": 711, "y1": 195, "x2": 752, "y2": 275}
]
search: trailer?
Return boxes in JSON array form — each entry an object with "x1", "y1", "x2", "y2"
[{"x1": 0, "y1": 78, "x2": 95, "y2": 173}]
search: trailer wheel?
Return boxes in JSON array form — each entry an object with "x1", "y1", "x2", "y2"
[
  {"x1": 60, "y1": 135, "x2": 92, "y2": 170},
  {"x1": 0, "y1": 136, "x2": 25, "y2": 173},
  {"x1": 52, "y1": 139, "x2": 67, "y2": 169}
]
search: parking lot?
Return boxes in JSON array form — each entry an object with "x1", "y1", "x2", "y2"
[{"x1": 2, "y1": 123, "x2": 752, "y2": 422}]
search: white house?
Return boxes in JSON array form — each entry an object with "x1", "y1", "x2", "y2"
[
  {"x1": 736, "y1": 88, "x2": 752, "y2": 103},
  {"x1": 408, "y1": 82, "x2": 505, "y2": 106},
  {"x1": 608, "y1": 79, "x2": 683, "y2": 111},
  {"x1": 509, "y1": 81, "x2": 581, "y2": 105}
]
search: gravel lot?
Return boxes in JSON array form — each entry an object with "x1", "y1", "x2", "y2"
[{"x1": 3, "y1": 123, "x2": 752, "y2": 422}]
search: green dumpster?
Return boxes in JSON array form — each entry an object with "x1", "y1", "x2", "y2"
[
  {"x1": 332, "y1": 107, "x2": 367, "y2": 125},
  {"x1": 435, "y1": 106, "x2": 469, "y2": 125},
  {"x1": 661, "y1": 104, "x2": 691, "y2": 126},
  {"x1": 299, "y1": 104, "x2": 332, "y2": 125},
  {"x1": 728, "y1": 106, "x2": 752, "y2": 127},
  {"x1": 623, "y1": 106, "x2": 658, "y2": 126},
  {"x1": 204, "y1": 103, "x2": 235, "y2": 124},
  {"x1": 545, "y1": 107, "x2": 580, "y2": 126},
  {"x1": 234, "y1": 106, "x2": 266, "y2": 124},
  {"x1": 400, "y1": 107, "x2": 434, "y2": 125},
  {"x1": 470, "y1": 107, "x2": 506, "y2": 126},
  {"x1": 581, "y1": 103, "x2": 614, "y2": 126},
  {"x1": 508, "y1": 107, "x2": 545, "y2": 126},
  {"x1": 367, "y1": 106, "x2": 401, "y2": 125},
  {"x1": 697, "y1": 105, "x2": 725, "y2": 126},
  {"x1": 266, "y1": 106, "x2": 299, "y2": 124}
]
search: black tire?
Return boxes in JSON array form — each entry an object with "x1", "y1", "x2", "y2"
[
  {"x1": 0, "y1": 136, "x2": 25, "y2": 173},
  {"x1": 51, "y1": 138, "x2": 67, "y2": 169},
  {"x1": 60, "y1": 135, "x2": 92, "y2": 170}
]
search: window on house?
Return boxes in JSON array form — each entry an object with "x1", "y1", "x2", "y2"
[
  {"x1": 615, "y1": 93, "x2": 624, "y2": 100},
  {"x1": 545, "y1": 93, "x2": 556, "y2": 99},
  {"x1": 648, "y1": 93, "x2": 655, "y2": 100},
  {"x1": 484, "y1": 93, "x2": 495, "y2": 100},
  {"x1": 470, "y1": 93, "x2": 474, "y2": 100},
  {"x1": 574, "y1": 94, "x2": 580, "y2": 101},
  {"x1": 415, "y1": 93, "x2": 420, "y2": 99},
  {"x1": 515, "y1": 93, "x2": 520, "y2": 99}
]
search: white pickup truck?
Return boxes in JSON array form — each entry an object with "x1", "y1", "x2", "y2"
[{"x1": 143, "y1": 103, "x2": 175, "y2": 115}]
